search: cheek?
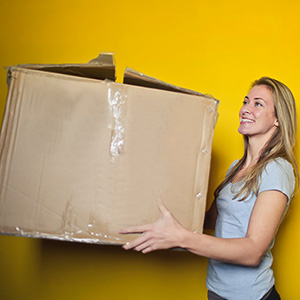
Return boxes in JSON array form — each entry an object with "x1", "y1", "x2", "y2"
[
  {"x1": 253, "y1": 108, "x2": 265, "y2": 119},
  {"x1": 254, "y1": 110, "x2": 261, "y2": 118}
]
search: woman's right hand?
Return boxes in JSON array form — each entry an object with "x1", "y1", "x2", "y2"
[{"x1": 119, "y1": 203, "x2": 188, "y2": 254}]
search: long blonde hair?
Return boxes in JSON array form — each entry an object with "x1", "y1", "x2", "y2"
[{"x1": 214, "y1": 77, "x2": 299, "y2": 201}]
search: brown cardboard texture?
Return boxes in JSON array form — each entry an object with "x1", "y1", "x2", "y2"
[{"x1": 0, "y1": 56, "x2": 219, "y2": 245}]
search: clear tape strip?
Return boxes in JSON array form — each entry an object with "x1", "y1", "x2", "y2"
[
  {"x1": 107, "y1": 82, "x2": 127, "y2": 157},
  {"x1": 8, "y1": 227, "x2": 128, "y2": 244}
]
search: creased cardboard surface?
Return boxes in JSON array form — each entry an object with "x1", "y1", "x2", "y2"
[{"x1": 0, "y1": 66, "x2": 218, "y2": 245}]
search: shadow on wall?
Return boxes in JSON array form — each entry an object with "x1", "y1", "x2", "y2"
[
  {"x1": 37, "y1": 238, "x2": 207, "y2": 299},
  {"x1": 39, "y1": 237, "x2": 205, "y2": 268},
  {"x1": 206, "y1": 149, "x2": 226, "y2": 208}
]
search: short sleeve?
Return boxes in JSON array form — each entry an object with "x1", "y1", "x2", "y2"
[
  {"x1": 226, "y1": 160, "x2": 239, "y2": 177},
  {"x1": 259, "y1": 158, "x2": 295, "y2": 204}
]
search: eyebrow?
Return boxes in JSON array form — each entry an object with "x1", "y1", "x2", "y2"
[{"x1": 244, "y1": 96, "x2": 266, "y2": 102}]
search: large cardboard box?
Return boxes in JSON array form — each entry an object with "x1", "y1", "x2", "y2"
[{"x1": 0, "y1": 54, "x2": 219, "y2": 245}]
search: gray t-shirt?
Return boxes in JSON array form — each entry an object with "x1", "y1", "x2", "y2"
[{"x1": 206, "y1": 158, "x2": 295, "y2": 300}]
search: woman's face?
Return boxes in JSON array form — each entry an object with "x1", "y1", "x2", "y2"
[{"x1": 238, "y1": 85, "x2": 279, "y2": 141}]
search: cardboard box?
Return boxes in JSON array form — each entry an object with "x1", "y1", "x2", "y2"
[{"x1": 0, "y1": 54, "x2": 219, "y2": 245}]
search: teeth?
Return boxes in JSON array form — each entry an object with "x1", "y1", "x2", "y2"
[{"x1": 242, "y1": 118, "x2": 254, "y2": 123}]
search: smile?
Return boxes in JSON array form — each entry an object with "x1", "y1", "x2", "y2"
[{"x1": 241, "y1": 118, "x2": 255, "y2": 123}]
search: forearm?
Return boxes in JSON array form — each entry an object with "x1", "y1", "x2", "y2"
[{"x1": 179, "y1": 229, "x2": 264, "y2": 267}]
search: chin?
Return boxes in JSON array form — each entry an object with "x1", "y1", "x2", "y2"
[
  {"x1": 238, "y1": 128, "x2": 245, "y2": 135},
  {"x1": 238, "y1": 129, "x2": 251, "y2": 136}
]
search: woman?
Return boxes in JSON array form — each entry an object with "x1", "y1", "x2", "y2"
[{"x1": 119, "y1": 77, "x2": 299, "y2": 300}]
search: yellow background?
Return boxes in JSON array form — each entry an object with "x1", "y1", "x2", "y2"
[{"x1": 0, "y1": 0, "x2": 299, "y2": 299}]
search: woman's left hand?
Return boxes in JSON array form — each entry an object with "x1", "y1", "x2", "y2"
[{"x1": 119, "y1": 203, "x2": 187, "y2": 253}]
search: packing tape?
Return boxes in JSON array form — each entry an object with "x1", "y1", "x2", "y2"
[{"x1": 107, "y1": 81, "x2": 127, "y2": 158}]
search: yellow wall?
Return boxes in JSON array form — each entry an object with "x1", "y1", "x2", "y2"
[{"x1": 0, "y1": 0, "x2": 299, "y2": 299}]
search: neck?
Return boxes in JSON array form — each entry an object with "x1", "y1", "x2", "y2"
[{"x1": 244, "y1": 136, "x2": 269, "y2": 168}]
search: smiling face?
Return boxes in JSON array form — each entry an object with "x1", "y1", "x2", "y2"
[{"x1": 238, "y1": 85, "x2": 279, "y2": 142}]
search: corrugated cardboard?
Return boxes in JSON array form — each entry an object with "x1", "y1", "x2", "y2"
[{"x1": 0, "y1": 54, "x2": 219, "y2": 245}]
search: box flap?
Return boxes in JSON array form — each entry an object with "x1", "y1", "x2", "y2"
[
  {"x1": 124, "y1": 67, "x2": 205, "y2": 96},
  {"x1": 8, "y1": 52, "x2": 116, "y2": 81}
]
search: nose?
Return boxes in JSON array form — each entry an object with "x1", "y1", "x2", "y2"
[{"x1": 241, "y1": 104, "x2": 251, "y2": 114}]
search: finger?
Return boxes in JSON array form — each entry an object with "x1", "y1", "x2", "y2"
[
  {"x1": 142, "y1": 246, "x2": 154, "y2": 254},
  {"x1": 119, "y1": 224, "x2": 152, "y2": 234},
  {"x1": 122, "y1": 233, "x2": 149, "y2": 250},
  {"x1": 134, "y1": 240, "x2": 155, "y2": 254},
  {"x1": 158, "y1": 202, "x2": 170, "y2": 215},
  {"x1": 135, "y1": 241, "x2": 152, "y2": 252}
]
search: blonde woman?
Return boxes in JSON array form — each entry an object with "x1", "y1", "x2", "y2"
[{"x1": 120, "y1": 77, "x2": 299, "y2": 300}]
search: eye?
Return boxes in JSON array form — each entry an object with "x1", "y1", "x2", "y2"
[
  {"x1": 243, "y1": 100, "x2": 248, "y2": 105},
  {"x1": 255, "y1": 101, "x2": 263, "y2": 107}
]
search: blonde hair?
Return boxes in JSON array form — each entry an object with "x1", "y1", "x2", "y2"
[{"x1": 214, "y1": 77, "x2": 299, "y2": 201}]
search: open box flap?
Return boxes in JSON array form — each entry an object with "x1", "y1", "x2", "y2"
[
  {"x1": 124, "y1": 67, "x2": 209, "y2": 97},
  {"x1": 7, "y1": 52, "x2": 116, "y2": 82}
]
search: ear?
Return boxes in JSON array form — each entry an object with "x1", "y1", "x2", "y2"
[{"x1": 274, "y1": 119, "x2": 279, "y2": 127}]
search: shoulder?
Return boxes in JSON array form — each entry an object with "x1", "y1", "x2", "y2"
[
  {"x1": 259, "y1": 158, "x2": 295, "y2": 202},
  {"x1": 227, "y1": 160, "x2": 239, "y2": 174},
  {"x1": 264, "y1": 157, "x2": 293, "y2": 174}
]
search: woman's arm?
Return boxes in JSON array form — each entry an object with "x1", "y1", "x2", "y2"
[{"x1": 120, "y1": 190, "x2": 287, "y2": 267}]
